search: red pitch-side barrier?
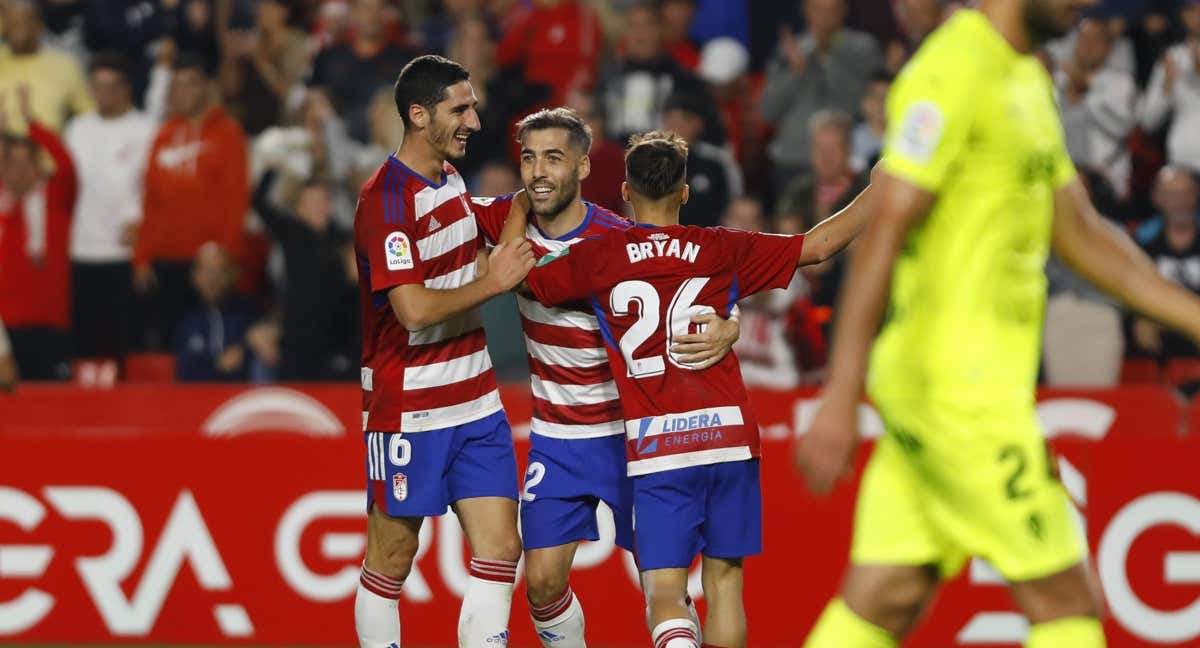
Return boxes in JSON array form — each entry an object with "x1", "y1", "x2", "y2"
[{"x1": 1, "y1": 384, "x2": 1198, "y2": 647}]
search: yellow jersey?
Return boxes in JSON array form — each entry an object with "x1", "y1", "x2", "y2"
[{"x1": 870, "y1": 10, "x2": 1076, "y2": 413}]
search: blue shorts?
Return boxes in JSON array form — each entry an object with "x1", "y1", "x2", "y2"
[
  {"x1": 633, "y1": 459, "x2": 762, "y2": 571},
  {"x1": 365, "y1": 410, "x2": 519, "y2": 517},
  {"x1": 520, "y1": 433, "x2": 635, "y2": 552}
]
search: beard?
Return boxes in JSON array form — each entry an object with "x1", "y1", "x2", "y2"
[
  {"x1": 1023, "y1": 0, "x2": 1077, "y2": 46},
  {"x1": 431, "y1": 123, "x2": 468, "y2": 160},
  {"x1": 530, "y1": 179, "x2": 580, "y2": 218}
]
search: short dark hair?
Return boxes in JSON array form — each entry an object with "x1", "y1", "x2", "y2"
[
  {"x1": 515, "y1": 107, "x2": 593, "y2": 153},
  {"x1": 172, "y1": 50, "x2": 208, "y2": 76},
  {"x1": 88, "y1": 51, "x2": 131, "y2": 81},
  {"x1": 624, "y1": 131, "x2": 688, "y2": 200},
  {"x1": 393, "y1": 55, "x2": 470, "y2": 128}
]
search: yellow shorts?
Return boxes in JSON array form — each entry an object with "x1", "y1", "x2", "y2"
[{"x1": 851, "y1": 401, "x2": 1086, "y2": 582}]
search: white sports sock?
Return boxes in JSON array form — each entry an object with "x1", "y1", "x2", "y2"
[
  {"x1": 651, "y1": 618, "x2": 700, "y2": 648},
  {"x1": 355, "y1": 564, "x2": 403, "y2": 648},
  {"x1": 459, "y1": 557, "x2": 517, "y2": 648},
  {"x1": 530, "y1": 587, "x2": 586, "y2": 648}
]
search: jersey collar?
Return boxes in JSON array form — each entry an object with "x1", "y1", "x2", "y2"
[
  {"x1": 387, "y1": 156, "x2": 448, "y2": 189},
  {"x1": 535, "y1": 201, "x2": 596, "y2": 241}
]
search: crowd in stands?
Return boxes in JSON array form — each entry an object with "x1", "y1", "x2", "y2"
[{"x1": 0, "y1": 0, "x2": 1199, "y2": 392}]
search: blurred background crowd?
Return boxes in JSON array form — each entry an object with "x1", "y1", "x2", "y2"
[{"x1": 0, "y1": 0, "x2": 1196, "y2": 394}]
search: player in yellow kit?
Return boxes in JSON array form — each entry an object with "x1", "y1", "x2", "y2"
[{"x1": 796, "y1": 0, "x2": 1200, "y2": 647}]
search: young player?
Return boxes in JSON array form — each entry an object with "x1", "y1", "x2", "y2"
[
  {"x1": 796, "y1": 1, "x2": 1200, "y2": 646},
  {"x1": 352, "y1": 55, "x2": 535, "y2": 648},
  {"x1": 519, "y1": 132, "x2": 871, "y2": 648},
  {"x1": 471, "y1": 108, "x2": 740, "y2": 647}
]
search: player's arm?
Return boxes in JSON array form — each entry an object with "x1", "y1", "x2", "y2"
[
  {"x1": 798, "y1": 171, "x2": 934, "y2": 494},
  {"x1": 796, "y1": 163, "x2": 881, "y2": 266},
  {"x1": 388, "y1": 239, "x2": 535, "y2": 331},
  {"x1": 1052, "y1": 178, "x2": 1200, "y2": 341},
  {"x1": 499, "y1": 190, "x2": 531, "y2": 244}
]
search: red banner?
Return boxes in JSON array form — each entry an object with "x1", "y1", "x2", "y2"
[{"x1": 1, "y1": 384, "x2": 1198, "y2": 646}]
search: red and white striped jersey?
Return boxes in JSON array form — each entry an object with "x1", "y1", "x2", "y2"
[
  {"x1": 355, "y1": 158, "x2": 501, "y2": 433},
  {"x1": 525, "y1": 224, "x2": 806, "y2": 475},
  {"x1": 474, "y1": 196, "x2": 631, "y2": 439}
]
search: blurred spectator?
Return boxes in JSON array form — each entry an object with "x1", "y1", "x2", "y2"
[
  {"x1": 419, "y1": 0, "x2": 485, "y2": 56},
  {"x1": 696, "y1": 37, "x2": 752, "y2": 151},
  {"x1": 760, "y1": 0, "x2": 880, "y2": 188},
  {"x1": 1133, "y1": 166, "x2": 1200, "y2": 358},
  {"x1": 135, "y1": 53, "x2": 248, "y2": 350},
  {"x1": 172, "y1": 0, "x2": 222, "y2": 75},
  {"x1": 570, "y1": 90, "x2": 625, "y2": 211},
  {"x1": 662, "y1": 92, "x2": 742, "y2": 228},
  {"x1": 472, "y1": 159, "x2": 522, "y2": 198},
  {"x1": 174, "y1": 242, "x2": 258, "y2": 382},
  {"x1": 0, "y1": 0, "x2": 93, "y2": 131},
  {"x1": 1048, "y1": 14, "x2": 1137, "y2": 79},
  {"x1": 600, "y1": 2, "x2": 713, "y2": 144},
  {"x1": 0, "y1": 316, "x2": 15, "y2": 392},
  {"x1": 776, "y1": 109, "x2": 867, "y2": 307},
  {"x1": 81, "y1": 0, "x2": 172, "y2": 100},
  {"x1": 497, "y1": 0, "x2": 605, "y2": 106},
  {"x1": 1139, "y1": 0, "x2": 1200, "y2": 174},
  {"x1": 724, "y1": 197, "x2": 824, "y2": 389},
  {"x1": 885, "y1": 0, "x2": 942, "y2": 75},
  {"x1": 851, "y1": 73, "x2": 889, "y2": 172},
  {"x1": 221, "y1": 0, "x2": 311, "y2": 135},
  {"x1": 0, "y1": 87, "x2": 77, "y2": 380},
  {"x1": 253, "y1": 169, "x2": 356, "y2": 381},
  {"x1": 1129, "y1": 1, "x2": 1180, "y2": 86},
  {"x1": 65, "y1": 53, "x2": 157, "y2": 362},
  {"x1": 1057, "y1": 17, "x2": 1135, "y2": 199},
  {"x1": 661, "y1": 0, "x2": 699, "y2": 70},
  {"x1": 309, "y1": 0, "x2": 415, "y2": 142}
]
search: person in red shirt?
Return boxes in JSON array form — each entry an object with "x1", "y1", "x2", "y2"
[
  {"x1": 133, "y1": 52, "x2": 248, "y2": 350},
  {"x1": 0, "y1": 85, "x2": 77, "y2": 380},
  {"x1": 497, "y1": 0, "x2": 605, "y2": 106}
]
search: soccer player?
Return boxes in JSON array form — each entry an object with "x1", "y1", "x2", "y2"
[
  {"x1": 520, "y1": 131, "x2": 870, "y2": 648},
  {"x1": 795, "y1": 1, "x2": 1200, "y2": 647},
  {"x1": 352, "y1": 55, "x2": 535, "y2": 648},
  {"x1": 471, "y1": 108, "x2": 739, "y2": 648}
]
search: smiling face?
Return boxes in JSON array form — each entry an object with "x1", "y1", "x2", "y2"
[
  {"x1": 520, "y1": 127, "x2": 589, "y2": 218},
  {"x1": 420, "y1": 80, "x2": 481, "y2": 161}
]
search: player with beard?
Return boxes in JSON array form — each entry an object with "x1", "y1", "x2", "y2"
[
  {"x1": 352, "y1": 55, "x2": 535, "y2": 648},
  {"x1": 796, "y1": 0, "x2": 1200, "y2": 646},
  {"x1": 471, "y1": 108, "x2": 739, "y2": 648}
]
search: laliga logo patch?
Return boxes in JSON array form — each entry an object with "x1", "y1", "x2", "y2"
[
  {"x1": 385, "y1": 231, "x2": 414, "y2": 270},
  {"x1": 392, "y1": 473, "x2": 408, "y2": 501},
  {"x1": 895, "y1": 100, "x2": 944, "y2": 163}
]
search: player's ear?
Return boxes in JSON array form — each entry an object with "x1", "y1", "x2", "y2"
[
  {"x1": 680, "y1": 184, "x2": 690, "y2": 205},
  {"x1": 621, "y1": 181, "x2": 630, "y2": 204},
  {"x1": 578, "y1": 154, "x2": 591, "y2": 182},
  {"x1": 409, "y1": 104, "x2": 428, "y2": 130}
]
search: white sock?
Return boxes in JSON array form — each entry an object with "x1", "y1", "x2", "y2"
[
  {"x1": 651, "y1": 618, "x2": 700, "y2": 648},
  {"x1": 459, "y1": 557, "x2": 517, "y2": 648},
  {"x1": 356, "y1": 564, "x2": 403, "y2": 648},
  {"x1": 531, "y1": 587, "x2": 586, "y2": 648},
  {"x1": 685, "y1": 595, "x2": 703, "y2": 642}
]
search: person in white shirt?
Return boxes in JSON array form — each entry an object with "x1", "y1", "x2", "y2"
[
  {"x1": 64, "y1": 51, "x2": 157, "y2": 360},
  {"x1": 1056, "y1": 17, "x2": 1135, "y2": 199},
  {"x1": 1139, "y1": 0, "x2": 1200, "y2": 173}
]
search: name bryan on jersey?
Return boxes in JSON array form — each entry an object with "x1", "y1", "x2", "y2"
[{"x1": 626, "y1": 237, "x2": 701, "y2": 264}]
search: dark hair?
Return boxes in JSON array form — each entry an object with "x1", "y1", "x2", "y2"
[
  {"x1": 172, "y1": 50, "x2": 208, "y2": 76},
  {"x1": 662, "y1": 92, "x2": 708, "y2": 120},
  {"x1": 88, "y1": 51, "x2": 131, "y2": 82},
  {"x1": 393, "y1": 55, "x2": 470, "y2": 128},
  {"x1": 624, "y1": 130, "x2": 688, "y2": 200},
  {"x1": 515, "y1": 107, "x2": 593, "y2": 153}
]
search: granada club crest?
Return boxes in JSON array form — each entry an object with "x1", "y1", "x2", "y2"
[{"x1": 392, "y1": 473, "x2": 408, "y2": 501}]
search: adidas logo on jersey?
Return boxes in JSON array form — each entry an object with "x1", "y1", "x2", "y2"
[
  {"x1": 538, "y1": 631, "x2": 566, "y2": 643},
  {"x1": 428, "y1": 215, "x2": 442, "y2": 231},
  {"x1": 485, "y1": 630, "x2": 509, "y2": 645}
]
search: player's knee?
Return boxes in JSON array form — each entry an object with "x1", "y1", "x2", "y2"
[
  {"x1": 701, "y1": 558, "x2": 743, "y2": 603},
  {"x1": 525, "y1": 562, "x2": 570, "y2": 608},
  {"x1": 367, "y1": 530, "x2": 420, "y2": 581},
  {"x1": 842, "y1": 565, "x2": 934, "y2": 638},
  {"x1": 474, "y1": 531, "x2": 523, "y2": 564},
  {"x1": 1013, "y1": 564, "x2": 1103, "y2": 624}
]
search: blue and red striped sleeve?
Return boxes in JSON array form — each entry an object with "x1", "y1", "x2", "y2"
[{"x1": 362, "y1": 169, "x2": 424, "y2": 294}]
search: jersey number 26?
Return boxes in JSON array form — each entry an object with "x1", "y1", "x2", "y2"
[{"x1": 610, "y1": 278, "x2": 715, "y2": 378}]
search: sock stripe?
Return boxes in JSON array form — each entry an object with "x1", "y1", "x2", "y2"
[
  {"x1": 530, "y1": 588, "x2": 574, "y2": 622},
  {"x1": 469, "y1": 557, "x2": 518, "y2": 583},
  {"x1": 655, "y1": 628, "x2": 697, "y2": 648},
  {"x1": 360, "y1": 565, "x2": 404, "y2": 599}
]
